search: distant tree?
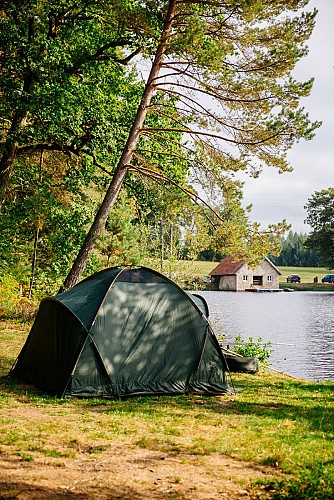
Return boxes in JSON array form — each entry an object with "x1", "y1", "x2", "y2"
[
  {"x1": 96, "y1": 190, "x2": 151, "y2": 268},
  {"x1": 304, "y1": 188, "x2": 334, "y2": 268},
  {"x1": 269, "y1": 231, "x2": 319, "y2": 267}
]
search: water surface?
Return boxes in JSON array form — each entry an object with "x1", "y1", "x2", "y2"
[{"x1": 197, "y1": 291, "x2": 334, "y2": 382}]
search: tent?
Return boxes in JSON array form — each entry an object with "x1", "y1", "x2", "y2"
[{"x1": 10, "y1": 266, "x2": 231, "y2": 398}]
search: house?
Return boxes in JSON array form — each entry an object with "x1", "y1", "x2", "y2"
[{"x1": 210, "y1": 256, "x2": 281, "y2": 291}]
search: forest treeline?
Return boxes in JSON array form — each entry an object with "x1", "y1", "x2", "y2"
[
  {"x1": 269, "y1": 232, "x2": 319, "y2": 268},
  {"x1": 199, "y1": 231, "x2": 318, "y2": 267}
]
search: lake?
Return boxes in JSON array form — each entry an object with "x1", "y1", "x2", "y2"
[{"x1": 196, "y1": 290, "x2": 334, "y2": 382}]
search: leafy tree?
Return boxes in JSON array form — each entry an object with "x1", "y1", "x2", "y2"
[
  {"x1": 97, "y1": 190, "x2": 149, "y2": 268},
  {"x1": 0, "y1": 151, "x2": 97, "y2": 294},
  {"x1": 304, "y1": 188, "x2": 334, "y2": 268},
  {"x1": 63, "y1": 0, "x2": 320, "y2": 288},
  {"x1": 0, "y1": 0, "x2": 157, "y2": 289},
  {"x1": 0, "y1": 1, "x2": 197, "y2": 286},
  {"x1": 0, "y1": 0, "x2": 149, "y2": 192},
  {"x1": 187, "y1": 185, "x2": 289, "y2": 264},
  {"x1": 0, "y1": 1, "x2": 320, "y2": 290}
]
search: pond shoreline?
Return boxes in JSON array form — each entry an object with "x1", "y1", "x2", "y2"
[
  {"x1": 200, "y1": 282, "x2": 334, "y2": 292},
  {"x1": 279, "y1": 282, "x2": 334, "y2": 291}
]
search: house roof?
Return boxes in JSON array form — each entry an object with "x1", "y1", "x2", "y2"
[
  {"x1": 210, "y1": 256, "x2": 246, "y2": 276},
  {"x1": 210, "y1": 256, "x2": 282, "y2": 276}
]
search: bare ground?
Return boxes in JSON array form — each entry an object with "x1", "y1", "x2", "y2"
[
  {"x1": 0, "y1": 439, "x2": 280, "y2": 499},
  {"x1": 0, "y1": 348, "x2": 283, "y2": 500}
]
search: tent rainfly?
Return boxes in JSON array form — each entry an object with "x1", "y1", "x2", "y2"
[{"x1": 10, "y1": 267, "x2": 231, "y2": 398}]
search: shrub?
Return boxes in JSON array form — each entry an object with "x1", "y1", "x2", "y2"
[
  {"x1": 231, "y1": 335, "x2": 273, "y2": 367},
  {"x1": 0, "y1": 274, "x2": 37, "y2": 322}
]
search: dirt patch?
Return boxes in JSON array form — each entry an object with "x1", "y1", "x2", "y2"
[{"x1": 0, "y1": 442, "x2": 280, "y2": 499}]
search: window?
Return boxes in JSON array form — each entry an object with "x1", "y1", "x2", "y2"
[
  {"x1": 242, "y1": 275, "x2": 248, "y2": 282},
  {"x1": 267, "y1": 275, "x2": 273, "y2": 282}
]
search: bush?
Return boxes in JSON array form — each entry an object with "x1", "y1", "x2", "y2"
[
  {"x1": 0, "y1": 274, "x2": 37, "y2": 322},
  {"x1": 231, "y1": 335, "x2": 273, "y2": 367}
]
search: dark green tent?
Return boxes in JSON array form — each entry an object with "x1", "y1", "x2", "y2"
[{"x1": 10, "y1": 267, "x2": 230, "y2": 398}]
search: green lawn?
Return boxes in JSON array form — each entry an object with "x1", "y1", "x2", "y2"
[
  {"x1": 178, "y1": 261, "x2": 334, "y2": 284},
  {"x1": 1, "y1": 320, "x2": 334, "y2": 498}
]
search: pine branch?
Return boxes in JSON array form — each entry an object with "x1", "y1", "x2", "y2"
[{"x1": 129, "y1": 163, "x2": 222, "y2": 226}]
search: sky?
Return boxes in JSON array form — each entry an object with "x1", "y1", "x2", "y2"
[{"x1": 239, "y1": 0, "x2": 334, "y2": 233}]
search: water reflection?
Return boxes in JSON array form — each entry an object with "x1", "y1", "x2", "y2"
[{"x1": 196, "y1": 291, "x2": 334, "y2": 382}]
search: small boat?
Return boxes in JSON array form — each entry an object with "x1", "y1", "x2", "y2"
[
  {"x1": 221, "y1": 348, "x2": 259, "y2": 374},
  {"x1": 283, "y1": 287, "x2": 294, "y2": 292}
]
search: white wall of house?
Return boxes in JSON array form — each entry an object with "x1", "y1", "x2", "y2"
[
  {"x1": 217, "y1": 260, "x2": 280, "y2": 291},
  {"x1": 237, "y1": 260, "x2": 280, "y2": 290}
]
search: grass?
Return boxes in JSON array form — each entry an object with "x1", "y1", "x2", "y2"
[
  {"x1": 277, "y1": 266, "x2": 334, "y2": 284},
  {"x1": 1, "y1": 320, "x2": 334, "y2": 498},
  {"x1": 171, "y1": 261, "x2": 334, "y2": 290},
  {"x1": 179, "y1": 261, "x2": 334, "y2": 282}
]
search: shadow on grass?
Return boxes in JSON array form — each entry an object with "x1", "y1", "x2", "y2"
[
  {"x1": 0, "y1": 479, "x2": 147, "y2": 499},
  {"x1": 1, "y1": 372, "x2": 334, "y2": 432},
  {"x1": 2, "y1": 371, "x2": 334, "y2": 500}
]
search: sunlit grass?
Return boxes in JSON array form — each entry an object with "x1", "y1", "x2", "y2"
[
  {"x1": 1, "y1": 320, "x2": 334, "y2": 497},
  {"x1": 180, "y1": 261, "x2": 334, "y2": 283}
]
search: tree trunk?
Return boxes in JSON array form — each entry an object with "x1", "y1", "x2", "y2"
[
  {"x1": 0, "y1": 17, "x2": 34, "y2": 196},
  {"x1": 62, "y1": 0, "x2": 177, "y2": 290},
  {"x1": 28, "y1": 150, "x2": 44, "y2": 299},
  {"x1": 0, "y1": 111, "x2": 29, "y2": 195}
]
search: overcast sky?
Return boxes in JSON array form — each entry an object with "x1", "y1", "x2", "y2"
[{"x1": 239, "y1": 0, "x2": 334, "y2": 233}]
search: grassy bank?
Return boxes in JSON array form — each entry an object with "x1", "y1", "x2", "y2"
[
  {"x1": 1, "y1": 320, "x2": 334, "y2": 498},
  {"x1": 279, "y1": 282, "x2": 334, "y2": 292}
]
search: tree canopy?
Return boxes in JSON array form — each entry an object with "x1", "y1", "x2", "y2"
[
  {"x1": 0, "y1": 0, "x2": 321, "y2": 290},
  {"x1": 305, "y1": 188, "x2": 334, "y2": 268},
  {"x1": 63, "y1": 0, "x2": 319, "y2": 288}
]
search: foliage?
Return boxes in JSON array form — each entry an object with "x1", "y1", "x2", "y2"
[
  {"x1": 0, "y1": 0, "x2": 321, "y2": 290},
  {"x1": 304, "y1": 188, "x2": 334, "y2": 269},
  {"x1": 0, "y1": 274, "x2": 37, "y2": 321},
  {"x1": 146, "y1": 0, "x2": 320, "y2": 177},
  {"x1": 0, "y1": 0, "x2": 151, "y2": 289},
  {"x1": 270, "y1": 231, "x2": 320, "y2": 267},
  {"x1": 231, "y1": 335, "x2": 273, "y2": 367},
  {"x1": 193, "y1": 185, "x2": 289, "y2": 265},
  {"x1": 0, "y1": 0, "x2": 151, "y2": 188},
  {"x1": 63, "y1": 0, "x2": 320, "y2": 287},
  {"x1": 0, "y1": 154, "x2": 98, "y2": 294},
  {"x1": 97, "y1": 190, "x2": 150, "y2": 268}
]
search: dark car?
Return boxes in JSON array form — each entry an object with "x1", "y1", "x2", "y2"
[
  {"x1": 287, "y1": 274, "x2": 301, "y2": 283},
  {"x1": 321, "y1": 274, "x2": 334, "y2": 283}
]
